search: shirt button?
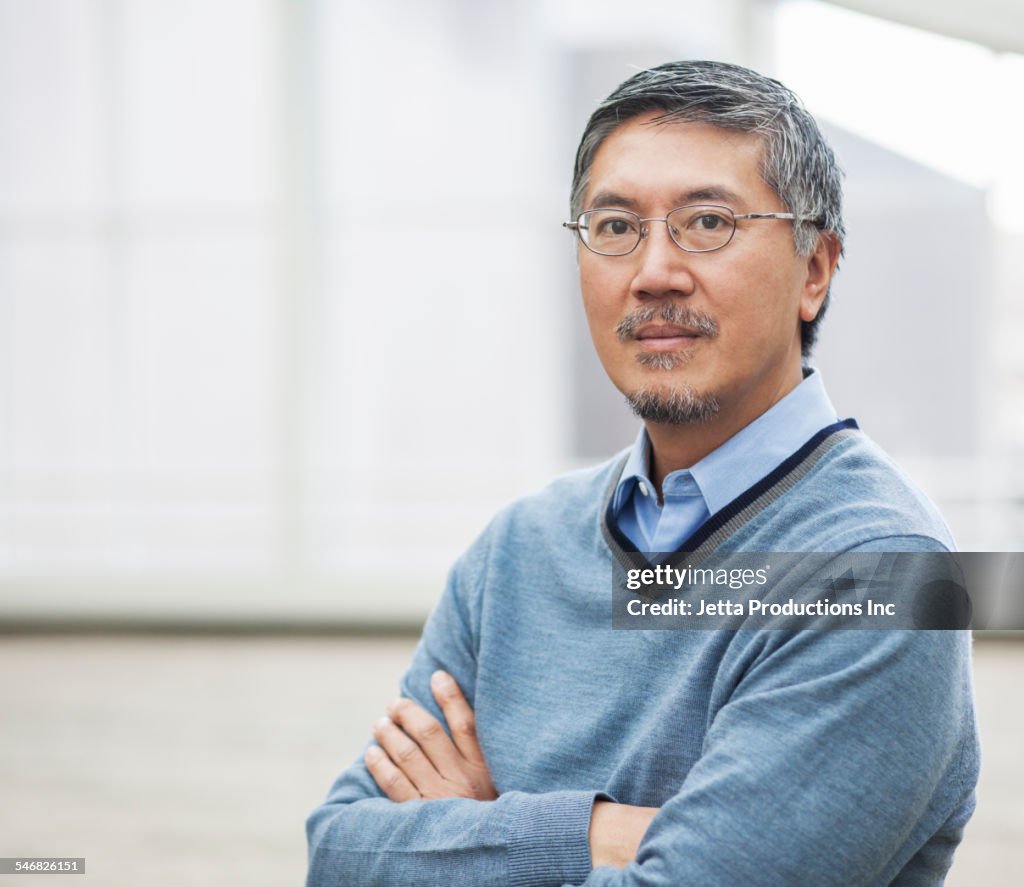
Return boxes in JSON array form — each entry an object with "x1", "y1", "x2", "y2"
[{"x1": 638, "y1": 482, "x2": 649, "y2": 497}]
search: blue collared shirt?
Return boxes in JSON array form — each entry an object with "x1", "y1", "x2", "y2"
[{"x1": 610, "y1": 369, "x2": 839, "y2": 551}]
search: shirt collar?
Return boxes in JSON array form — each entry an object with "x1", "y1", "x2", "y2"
[
  {"x1": 610, "y1": 427, "x2": 654, "y2": 515},
  {"x1": 612, "y1": 368, "x2": 838, "y2": 517}
]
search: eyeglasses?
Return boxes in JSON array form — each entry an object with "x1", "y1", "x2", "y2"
[{"x1": 562, "y1": 204, "x2": 800, "y2": 256}]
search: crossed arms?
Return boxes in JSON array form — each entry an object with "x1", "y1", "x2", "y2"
[{"x1": 364, "y1": 669, "x2": 657, "y2": 870}]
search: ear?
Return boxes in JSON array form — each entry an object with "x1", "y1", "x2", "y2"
[{"x1": 799, "y1": 231, "x2": 842, "y2": 323}]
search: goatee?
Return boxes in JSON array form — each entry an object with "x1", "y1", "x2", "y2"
[{"x1": 625, "y1": 384, "x2": 720, "y2": 425}]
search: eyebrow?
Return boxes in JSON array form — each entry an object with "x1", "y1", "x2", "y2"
[
  {"x1": 587, "y1": 186, "x2": 745, "y2": 211},
  {"x1": 587, "y1": 191, "x2": 641, "y2": 211},
  {"x1": 683, "y1": 186, "x2": 744, "y2": 206}
]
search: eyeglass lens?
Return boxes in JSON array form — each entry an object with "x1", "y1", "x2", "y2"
[{"x1": 578, "y1": 205, "x2": 736, "y2": 255}]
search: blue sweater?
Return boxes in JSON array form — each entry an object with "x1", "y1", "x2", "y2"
[{"x1": 306, "y1": 423, "x2": 979, "y2": 886}]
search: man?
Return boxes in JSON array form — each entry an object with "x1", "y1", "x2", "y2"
[{"x1": 306, "y1": 60, "x2": 978, "y2": 885}]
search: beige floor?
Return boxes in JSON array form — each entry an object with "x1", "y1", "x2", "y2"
[{"x1": 0, "y1": 634, "x2": 1020, "y2": 886}]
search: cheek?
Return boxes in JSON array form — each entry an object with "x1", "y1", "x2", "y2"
[
  {"x1": 579, "y1": 266, "x2": 606, "y2": 304},
  {"x1": 579, "y1": 270, "x2": 621, "y2": 326},
  {"x1": 579, "y1": 253, "x2": 631, "y2": 294},
  {"x1": 582, "y1": 299, "x2": 618, "y2": 353}
]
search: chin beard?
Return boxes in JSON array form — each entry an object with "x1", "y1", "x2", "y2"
[{"x1": 625, "y1": 384, "x2": 720, "y2": 425}]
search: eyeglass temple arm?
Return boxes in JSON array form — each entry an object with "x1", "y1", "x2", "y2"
[{"x1": 734, "y1": 212, "x2": 798, "y2": 220}]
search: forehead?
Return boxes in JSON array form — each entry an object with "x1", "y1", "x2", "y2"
[{"x1": 585, "y1": 112, "x2": 773, "y2": 211}]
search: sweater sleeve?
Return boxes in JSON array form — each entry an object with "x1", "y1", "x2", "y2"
[
  {"x1": 305, "y1": 556, "x2": 598, "y2": 887},
  {"x1": 568, "y1": 616, "x2": 977, "y2": 884}
]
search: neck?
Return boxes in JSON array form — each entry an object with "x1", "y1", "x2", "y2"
[{"x1": 645, "y1": 420, "x2": 742, "y2": 491}]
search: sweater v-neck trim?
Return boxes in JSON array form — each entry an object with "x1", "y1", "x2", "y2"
[{"x1": 600, "y1": 418, "x2": 860, "y2": 563}]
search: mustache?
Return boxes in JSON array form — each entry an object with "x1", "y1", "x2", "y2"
[{"x1": 615, "y1": 303, "x2": 719, "y2": 341}]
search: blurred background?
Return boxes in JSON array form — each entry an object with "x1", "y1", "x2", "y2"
[{"x1": 1, "y1": 0, "x2": 1021, "y2": 884}]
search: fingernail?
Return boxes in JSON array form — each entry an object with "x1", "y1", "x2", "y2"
[
  {"x1": 365, "y1": 746, "x2": 381, "y2": 761},
  {"x1": 373, "y1": 716, "x2": 390, "y2": 731},
  {"x1": 431, "y1": 670, "x2": 453, "y2": 689},
  {"x1": 385, "y1": 698, "x2": 402, "y2": 715}
]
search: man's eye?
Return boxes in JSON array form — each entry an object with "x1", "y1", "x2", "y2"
[
  {"x1": 598, "y1": 217, "x2": 635, "y2": 236},
  {"x1": 694, "y1": 214, "x2": 725, "y2": 230}
]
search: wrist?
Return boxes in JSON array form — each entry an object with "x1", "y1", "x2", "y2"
[{"x1": 589, "y1": 801, "x2": 657, "y2": 869}]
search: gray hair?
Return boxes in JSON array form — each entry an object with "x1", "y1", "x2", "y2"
[{"x1": 570, "y1": 60, "x2": 845, "y2": 356}]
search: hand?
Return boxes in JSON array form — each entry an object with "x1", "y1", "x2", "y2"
[
  {"x1": 365, "y1": 670, "x2": 498, "y2": 803},
  {"x1": 588, "y1": 801, "x2": 659, "y2": 869}
]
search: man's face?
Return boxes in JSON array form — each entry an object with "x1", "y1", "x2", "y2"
[{"x1": 578, "y1": 113, "x2": 831, "y2": 438}]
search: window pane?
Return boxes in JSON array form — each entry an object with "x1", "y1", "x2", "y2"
[
  {"x1": 0, "y1": 0, "x2": 105, "y2": 214},
  {"x1": 119, "y1": 0, "x2": 276, "y2": 210}
]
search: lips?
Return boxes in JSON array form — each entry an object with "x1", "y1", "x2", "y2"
[
  {"x1": 634, "y1": 323, "x2": 703, "y2": 352},
  {"x1": 615, "y1": 304, "x2": 719, "y2": 344}
]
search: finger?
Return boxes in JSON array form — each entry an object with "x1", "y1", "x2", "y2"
[
  {"x1": 371, "y1": 715, "x2": 445, "y2": 792},
  {"x1": 430, "y1": 671, "x2": 487, "y2": 765},
  {"x1": 384, "y1": 698, "x2": 465, "y2": 778},
  {"x1": 364, "y1": 744, "x2": 419, "y2": 802}
]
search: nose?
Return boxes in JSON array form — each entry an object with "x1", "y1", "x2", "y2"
[{"x1": 630, "y1": 219, "x2": 696, "y2": 301}]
